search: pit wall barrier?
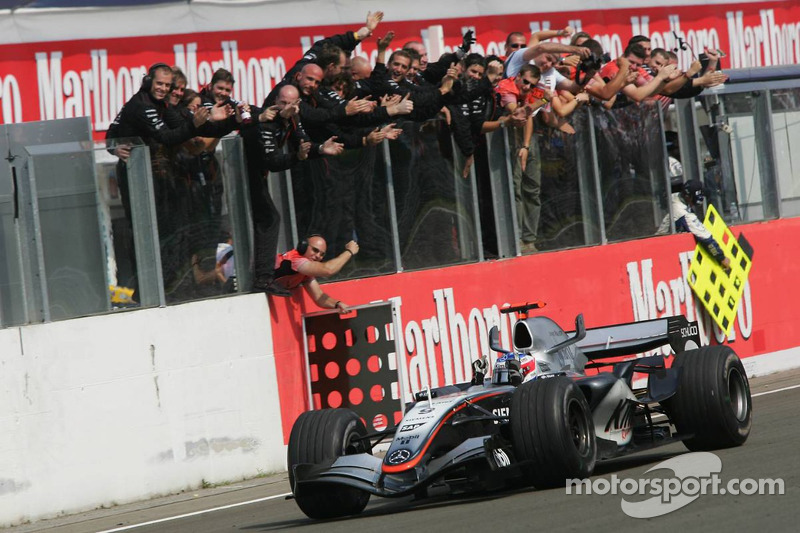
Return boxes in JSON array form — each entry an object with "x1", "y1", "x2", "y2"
[
  {"x1": 0, "y1": 294, "x2": 284, "y2": 527},
  {"x1": 270, "y1": 216, "x2": 800, "y2": 442}
]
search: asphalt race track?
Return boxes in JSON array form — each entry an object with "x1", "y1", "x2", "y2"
[{"x1": 9, "y1": 369, "x2": 799, "y2": 533}]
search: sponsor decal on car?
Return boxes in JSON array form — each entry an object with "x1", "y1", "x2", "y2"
[
  {"x1": 387, "y1": 449, "x2": 412, "y2": 465},
  {"x1": 605, "y1": 399, "x2": 633, "y2": 434},
  {"x1": 491, "y1": 448, "x2": 511, "y2": 468}
]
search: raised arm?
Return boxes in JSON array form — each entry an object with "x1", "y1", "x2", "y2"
[
  {"x1": 621, "y1": 64, "x2": 679, "y2": 102},
  {"x1": 296, "y1": 240, "x2": 359, "y2": 278},
  {"x1": 522, "y1": 41, "x2": 589, "y2": 63},
  {"x1": 528, "y1": 26, "x2": 573, "y2": 47},
  {"x1": 355, "y1": 11, "x2": 383, "y2": 41}
]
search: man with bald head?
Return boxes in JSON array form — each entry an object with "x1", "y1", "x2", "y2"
[
  {"x1": 296, "y1": 63, "x2": 325, "y2": 98},
  {"x1": 271, "y1": 234, "x2": 358, "y2": 311},
  {"x1": 280, "y1": 62, "x2": 376, "y2": 128},
  {"x1": 350, "y1": 57, "x2": 372, "y2": 80},
  {"x1": 242, "y1": 84, "x2": 344, "y2": 295},
  {"x1": 287, "y1": 57, "x2": 410, "y2": 147},
  {"x1": 349, "y1": 56, "x2": 376, "y2": 98}
]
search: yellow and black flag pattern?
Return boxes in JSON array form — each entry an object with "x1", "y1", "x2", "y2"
[{"x1": 687, "y1": 204, "x2": 754, "y2": 335}]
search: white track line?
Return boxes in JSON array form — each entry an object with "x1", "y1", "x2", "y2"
[
  {"x1": 95, "y1": 383, "x2": 800, "y2": 533},
  {"x1": 94, "y1": 492, "x2": 292, "y2": 533},
  {"x1": 752, "y1": 383, "x2": 800, "y2": 397}
]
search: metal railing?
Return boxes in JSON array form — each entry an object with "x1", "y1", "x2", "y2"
[{"x1": 1, "y1": 68, "x2": 798, "y2": 327}]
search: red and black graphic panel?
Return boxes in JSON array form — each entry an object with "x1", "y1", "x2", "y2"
[{"x1": 303, "y1": 303, "x2": 402, "y2": 432}]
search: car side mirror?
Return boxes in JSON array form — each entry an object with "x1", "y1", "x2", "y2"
[
  {"x1": 546, "y1": 313, "x2": 586, "y2": 354},
  {"x1": 489, "y1": 326, "x2": 510, "y2": 354}
]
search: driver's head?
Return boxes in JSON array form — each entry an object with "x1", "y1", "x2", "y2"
[{"x1": 681, "y1": 179, "x2": 706, "y2": 206}]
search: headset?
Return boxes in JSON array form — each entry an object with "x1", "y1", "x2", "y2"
[
  {"x1": 141, "y1": 62, "x2": 175, "y2": 93},
  {"x1": 296, "y1": 234, "x2": 323, "y2": 255}
]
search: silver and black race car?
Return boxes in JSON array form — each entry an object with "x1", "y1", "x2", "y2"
[{"x1": 287, "y1": 302, "x2": 752, "y2": 519}]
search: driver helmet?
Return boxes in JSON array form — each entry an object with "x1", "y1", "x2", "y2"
[
  {"x1": 681, "y1": 179, "x2": 706, "y2": 206},
  {"x1": 492, "y1": 356, "x2": 523, "y2": 386}
]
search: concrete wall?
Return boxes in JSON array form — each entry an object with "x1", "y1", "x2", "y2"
[{"x1": 0, "y1": 294, "x2": 284, "y2": 527}]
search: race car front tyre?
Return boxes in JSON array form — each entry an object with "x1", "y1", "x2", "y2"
[
  {"x1": 666, "y1": 345, "x2": 752, "y2": 451},
  {"x1": 287, "y1": 408, "x2": 371, "y2": 519},
  {"x1": 510, "y1": 376, "x2": 597, "y2": 488}
]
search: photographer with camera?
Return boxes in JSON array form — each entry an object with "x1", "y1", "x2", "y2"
[
  {"x1": 599, "y1": 43, "x2": 680, "y2": 107},
  {"x1": 563, "y1": 40, "x2": 634, "y2": 109},
  {"x1": 648, "y1": 47, "x2": 728, "y2": 103}
]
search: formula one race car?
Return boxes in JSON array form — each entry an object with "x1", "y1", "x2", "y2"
[{"x1": 287, "y1": 302, "x2": 752, "y2": 519}]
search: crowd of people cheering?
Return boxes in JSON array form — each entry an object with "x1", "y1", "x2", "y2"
[{"x1": 106, "y1": 10, "x2": 727, "y2": 304}]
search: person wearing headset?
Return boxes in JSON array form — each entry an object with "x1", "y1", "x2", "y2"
[
  {"x1": 106, "y1": 62, "x2": 233, "y2": 300},
  {"x1": 268, "y1": 235, "x2": 358, "y2": 312}
]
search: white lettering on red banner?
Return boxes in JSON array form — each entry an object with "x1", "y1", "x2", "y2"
[
  {"x1": 4, "y1": 2, "x2": 800, "y2": 135},
  {"x1": 0, "y1": 74, "x2": 22, "y2": 124}
]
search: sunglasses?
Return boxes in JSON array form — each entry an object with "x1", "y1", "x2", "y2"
[
  {"x1": 520, "y1": 78, "x2": 538, "y2": 87},
  {"x1": 508, "y1": 43, "x2": 524, "y2": 49}
]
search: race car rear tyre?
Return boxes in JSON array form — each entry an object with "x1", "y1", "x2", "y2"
[
  {"x1": 287, "y1": 408, "x2": 371, "y2": 519},
  {"x1": 510, "y1": 376, "x2": 597, "y2": 489},
  {"x1": 667, "y1": 345, "x2": 752, "y2": 451}
]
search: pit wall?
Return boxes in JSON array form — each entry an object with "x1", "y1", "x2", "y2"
[
  {"x1": 0, "y1": 294, "x2": 284, "y2": 527},
  {"x1": 271, "y1": 217, "x2": 800, "y2": 442}
]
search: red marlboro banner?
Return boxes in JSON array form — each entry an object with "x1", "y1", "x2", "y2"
[{"x1": 1, "y1": 2, "x2": 799, "y2": 137}]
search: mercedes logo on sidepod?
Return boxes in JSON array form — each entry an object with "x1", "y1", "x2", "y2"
[{"x1": 387, "y1": 449, "x2": 412, "y2": 464}]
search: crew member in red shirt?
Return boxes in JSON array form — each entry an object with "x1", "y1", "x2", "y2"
[{"x1": 270, "y1": 235, "x2": 358, "y2": 312}]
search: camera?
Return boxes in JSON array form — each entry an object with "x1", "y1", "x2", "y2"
[
  {"x1": 580, "y1": 52, "x2": 611, "y2": 74},
  {"x1": 577, "y1": 51, "x2": 611, "y2": 84},
  {"x1": 699, "y1": 53, "x2": 711, "y2": 72}
]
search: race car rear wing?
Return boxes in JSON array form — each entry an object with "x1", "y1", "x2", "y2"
[{"x1": 569, "y1": 315, "x2": 701, "y2": 360}]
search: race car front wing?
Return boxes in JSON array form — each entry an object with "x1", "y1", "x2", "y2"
[{"x1": 292, "y1": 436, "x2": 496, "y2": 498}]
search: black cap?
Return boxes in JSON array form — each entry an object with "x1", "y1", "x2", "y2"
[{"x1": 682, "y1": 179, "x2": 706, "y2": 204}]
